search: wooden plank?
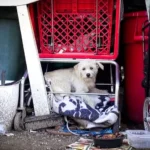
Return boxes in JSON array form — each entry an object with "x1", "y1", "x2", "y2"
[
  {"x1": 0, "y1": 0, "x2": 38, "y2": 6},
  {"x1": 17, "y1": 5, "x2": 50, "y2": 116}
]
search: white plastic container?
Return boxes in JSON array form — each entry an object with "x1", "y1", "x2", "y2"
[
  {"x1": 126, "y1": 130, "x2": 150, "y2": 149},
  {"x1": 0, "y1": 81, "x2": 19, "y2": 131}
]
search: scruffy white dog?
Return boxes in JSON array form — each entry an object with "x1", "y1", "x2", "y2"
[{"x1": 44, "y1": 60, "x2": 106, "y2": 106}]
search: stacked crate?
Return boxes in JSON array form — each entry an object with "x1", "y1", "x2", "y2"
[{"x1": 33, "y1": 0, "x2": 121, "y2": 59}]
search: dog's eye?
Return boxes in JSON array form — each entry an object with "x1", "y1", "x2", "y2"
[
  {"x1": 82, "y1": 68, "x2": 86, "y2": 71},
  {"x1": 90, "y1": 67, "x2": 93, "y2": 70}
]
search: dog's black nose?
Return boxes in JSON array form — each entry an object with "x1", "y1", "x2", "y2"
[{"x1": 86, "y1": 73, "x2": 90, "y2": 78}]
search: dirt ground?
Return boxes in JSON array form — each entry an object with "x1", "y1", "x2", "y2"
[
  {"x1": 0, "y1": 131, "x2": 79, "y2": 150},
  {"x1": 0, "y1": 131, "x2": 130, "y2": 150}
]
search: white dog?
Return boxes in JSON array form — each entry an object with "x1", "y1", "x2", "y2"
[{"x1": 44, "y1": 60, "x2": 106, "y2": 106}]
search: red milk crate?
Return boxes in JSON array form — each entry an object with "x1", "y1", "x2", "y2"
[{"x1": 36, "y1": 0, "x2": 121, "y2": 59}]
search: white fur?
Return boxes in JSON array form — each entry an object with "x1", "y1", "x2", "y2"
[{"x1": 44, "y1": 60, "x2": 105, "y2": 106}]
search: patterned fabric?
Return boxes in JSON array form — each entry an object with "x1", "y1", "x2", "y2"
[
  {"x1": 47, "y1": 87, "x2": 118, "y2": 128},
  {"x1": 25, "y1": 80, "x2": 119, "y2": 128}
]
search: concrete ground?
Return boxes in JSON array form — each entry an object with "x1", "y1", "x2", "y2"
[{"x1": 0, "y1": 131, "x2": 130, "y2": 150}]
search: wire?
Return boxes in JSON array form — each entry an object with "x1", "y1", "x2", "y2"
[{"x1": 64, "y1": 116, "x2": 80, "y2": 136}]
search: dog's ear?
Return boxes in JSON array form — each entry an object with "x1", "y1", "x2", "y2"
[
  {"x1": 96, "y1": 62, "x2": 104, "y2": 70},
  {"x1": 74, "y1": 63, "x2": 78, "y2": 71},
  {"x1": 74, "y1": 63, "x2": 81, "y2": 77}
]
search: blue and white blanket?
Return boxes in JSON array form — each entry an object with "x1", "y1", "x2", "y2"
[{"x1": 48, "y1": 89, "x2": 118, "y2": 128}]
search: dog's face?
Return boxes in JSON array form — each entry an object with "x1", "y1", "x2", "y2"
[{"x1": 74, "y1": 60, "x2": 104, "y2": 79}]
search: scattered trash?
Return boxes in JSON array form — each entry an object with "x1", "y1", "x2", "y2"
[
  {"x1": 29, "y1": 130, "x2": 37, "y2": 133},
  {"x1": 65, "y1": 137, "x2": 95, "y2": 150},
  {"x1": 5, "y1": 133, "x2": 14, "y2": 137},
  {"x1": 66, "y1": 137, "x2": 128, "y2": 150}
]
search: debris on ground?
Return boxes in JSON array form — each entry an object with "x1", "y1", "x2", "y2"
[
  {"x1": 0, "y1": 131, "x2": 79, "y2": 150},
  {"x1": 0, "y1": 131, "x2": 130, "y2": 150},
  {"x1": 66, "y1": 137, "x2": 129, "y2": 150},
  {"x1": 4, "y1": 133, "x2": 14, "y2": 137}
]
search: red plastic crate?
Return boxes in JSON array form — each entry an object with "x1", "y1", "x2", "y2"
[{"x1": 37, "y1": 0, "x2": 121, "y2": 59}]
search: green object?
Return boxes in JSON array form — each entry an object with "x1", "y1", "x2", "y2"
[{"x1": 0, "y1": 7, "x2": 26, "y2": 81}]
